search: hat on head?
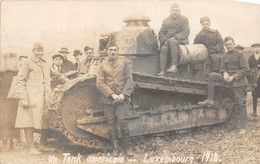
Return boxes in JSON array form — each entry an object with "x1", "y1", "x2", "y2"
[
  {"x1": 33, "y1": 42, "x2": 44, "y2": 49},
  {"x1": 84, "y1": 46, "x2": 93, "y2": 52},
  {"x1": 234, "y1": 44, "x2": 244, "y2": 50},
  {"x1": 224, "y1": 36, "x2": 234, "y2": 43},
  {"x1": 73, "y1": 50, "x2": 82, "y2": 56},
  {"x1": 171, "y1": 3, "x2": 180, "y2": 9},
  {"x1": 59, "y1": 47, "x2": 70, "y2": 54},
  {"x1": 251, "y1": 43, "x2": 260, "y2": 48},
  {"x1": 52, "y1": 54, "x2": 64, "y2": 61},
  {"x1": 106, "y1": 42, "x2": 119, "y2": 49},
  {"x1": 200, "y1": 16, "x2": 210, "y2": 23}
]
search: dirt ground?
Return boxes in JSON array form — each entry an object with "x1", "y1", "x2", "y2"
[{"x1": 1, "y1": 93, "x2": 260, "y2": 164}]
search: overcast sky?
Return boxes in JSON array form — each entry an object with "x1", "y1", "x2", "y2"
[{"x1": 1, "y1": 0, "x2": 260, "y2": 62}]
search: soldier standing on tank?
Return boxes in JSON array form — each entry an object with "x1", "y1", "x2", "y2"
[
  {"x1": 247, "y1": 43, "x2": 260, "y2": 117},
  {"x1": 59, "y1": 47, "x2": 75, "y2": 73},
  {"x1": 193, "y1": 16, "x2": 224, "y2": 73},
  {"x1": 15, "y1": 42, "x2": 69, "y2": 154},
  {"x1": 157, "y1": 3, "x2": 190, "y2": 76},
  {"x1": 96, "y1": 42, "x2": 134, "y2": 156},
  {"x1": 198, "y1": 36, "x2": 249, "y2": 129}
]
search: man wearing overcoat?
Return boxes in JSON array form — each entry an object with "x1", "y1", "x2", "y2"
[
  {"x1": 96, "y1": 42, "x2": 134, "y2": 156},
  {"x1": 194, "y1": 16, "x2": 224, "y2": 73},
  {"x1": 158, "y1": 3, "x2": 190, "y2": 75},
  {"x1": 15, "y1": 42, "x2": 69, "y2": 154}
]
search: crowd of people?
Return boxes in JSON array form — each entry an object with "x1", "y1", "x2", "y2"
[{"x1": 0, "y1": 2, "x2": 259, "y2": 157}]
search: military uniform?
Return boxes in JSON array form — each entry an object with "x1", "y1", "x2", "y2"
[
  {"x1": 194, "y1": 29, "x2": 224, "y2": 72},
  {"x1": 205, "y1": 49, "x2": 249, "y2": 128},
  {"x1": 248, "y1": 54, "x2": 260, "y2": 115},
  {"x1": 96, "y1": 56, "x2": 134, "y2": 155},
  {"x1": 158, "y1": 14, "x2": 190, "y2": 73}
]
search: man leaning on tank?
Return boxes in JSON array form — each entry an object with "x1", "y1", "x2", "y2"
[
  {"x1": 96, "y1": 42, "x2": 134, "y2": 157},
  {"x1": 157, "y1": 3, "x2": 190, "y2": 76},
  {"x1": 198, "y1": 36, "x2": 249, "y2": 129}
]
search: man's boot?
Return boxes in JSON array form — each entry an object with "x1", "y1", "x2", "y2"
[
  {"x1": 122, "y1": 130, "x2": 134, "y2": 157},
  {"x1": 110, "y1": 131, "x2": 120, "y2": 156}
]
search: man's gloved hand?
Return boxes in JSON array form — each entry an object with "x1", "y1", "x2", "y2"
[
  {"x1": 223, "y1": 72, "x2": 230, "y2": 82},
  {"x1": 117, "y1": 94, "x2": 125, "y2": 103},
  {"x1": 227, "y1": 76, "x2": 234, "y2": 83}
]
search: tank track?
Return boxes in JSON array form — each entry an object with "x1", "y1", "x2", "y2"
[{"x1": 50, "y1": 73, "x2": 233, "y2": 148}]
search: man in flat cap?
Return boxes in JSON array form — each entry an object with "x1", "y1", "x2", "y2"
[
  {"x1": 158, "y1": 3, "x2": 190, "y2": 75},
  {"x1": 59, "y1": 47, "x2": 75, "y2": 73},
  {"x1": 198, "y1": 37, "x2": 249, "y2": 129},
  {"x1": 96, "y1": 42, "x2": 134, "y2": 156},
  {"x1": 193, "y1": 16, "x2": 224, "y2": 73},
  {"x1": 15, "y1": 42, "x2": 69, "y2": 154},
  {"x1": 72, "y1": 50, "x2": 82, "y2": 71},
  {"x1": 52, "y1": 54, "x2": 65, "y2": 73},
  {"x1": 78, "y1": 46, "x2": 94, "y2": 74},
  {"x1": 247, "y1": 43, "x2": 260, "y2": 117}
]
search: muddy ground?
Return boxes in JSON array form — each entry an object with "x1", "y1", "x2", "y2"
[{"x1": 1, "y1": 93, "x2": 260, "y2": 164}]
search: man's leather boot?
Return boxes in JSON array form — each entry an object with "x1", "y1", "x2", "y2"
[
  {"x1": 110, "y1": 131, "x2": 120, "y2": 156},
  {"x1": 122, "y1": 131, "x2": 134, "y2": 157}
]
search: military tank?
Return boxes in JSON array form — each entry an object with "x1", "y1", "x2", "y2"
[{"x1": 48, "y1": 14, "x2": 234, "y2": 150}]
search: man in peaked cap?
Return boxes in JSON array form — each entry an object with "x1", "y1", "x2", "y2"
[
  {"x1": 15, "y1": 42, "x2": 69, "y2": 154},
  {"x1": 158, "y1": 3, "x2": 190, "y2": 75},
  {"x1": 198, "y1": 36, "x2": 249, "y2": 129},
  {"x1": 72, "y1": 50, "x2": 82, "y2": 71},
  {"x1": 247, "y1": 43, "x2": 260, "y2": 117},
  {"x1": 96, "y1": 42, "x2": 134, "y2": 156},
  {"x1": 59, "y1": 47, "x2": 75, "y2": 73},
  {"x1": 193, "y1": 16, "x2": 224, "y2": 73}
]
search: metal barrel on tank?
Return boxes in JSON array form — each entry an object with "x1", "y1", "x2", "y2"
[{"x1": 178, "y1": 44, "x2": 208, "y2": 65}]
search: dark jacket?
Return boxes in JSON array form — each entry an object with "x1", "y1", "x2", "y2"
[
  {"x1": 158, "y1": 15, "x2": 190, "y2": 46},
  {"x1": 96, "y1": 57, "x2": 134, "y2": 104},
  {"x1": 220, "y1": 49, "x2": 249, "y2": 87},
  {"x1": 61, "y1": 59, "x2": 75, "y2": 73},
  {"x1": 248, "y1": 54, "x2": 260, "y2": 69},
  {"x1": 194, "y1": 29, "x2": 224, "y2": 54}
]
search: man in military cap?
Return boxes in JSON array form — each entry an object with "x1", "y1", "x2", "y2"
[
  {"x1": 15, "y1": 42, "x2": 69, "y2": 154},
  {"x1": 72, "y1": 50, "x2": 82, "y2": 71},
  {"x1": 247, "y1": 43, "x2": 260, "y2": 117},
  {"x1": 193, "y1": 16, "x2": 224, "y2": 73},
  {"x1": 78, "y1": 46, "x2": 94, "y2": 74},
  {"x1": 96, "y1": 42, "x2": 134, "y2": 156},
  {"x1": 158, "y1": 3, "x2": 190, "y2": 75},
  {"x1": 198, "y1": 36, "x2": 249, "y2": 129},
  {"x1": 59, "y1": 47, "x2": 75, "y2": 73}
]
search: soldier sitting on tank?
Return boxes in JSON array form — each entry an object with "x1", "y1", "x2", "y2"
[
  {"x1": 247, "y1": 43, "x2": 260, "y2": 117},
  {"x1": 198, "y1": 36, "x2": 249, "y2": 128},
  {"x1": 157, "y1": 3, "x2": 190, "y2": 76},
  {"x1": 193, "y1": 16, "x2": 224, "y2": 73},
  {"x1": 96, "y1": 42, "x2": 134, "y2": 156}
]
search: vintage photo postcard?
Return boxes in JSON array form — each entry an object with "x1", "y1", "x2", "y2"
[{"x1": 0, "y1": 0, "x2": 260, "y2": 163}]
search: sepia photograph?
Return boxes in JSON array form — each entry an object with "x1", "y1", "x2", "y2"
[{"x1": 0, "y1": 0, "x2": 260, "y2": 163}]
